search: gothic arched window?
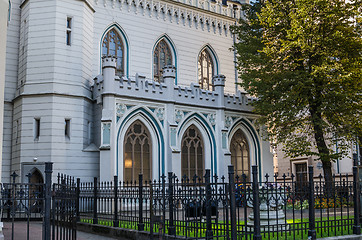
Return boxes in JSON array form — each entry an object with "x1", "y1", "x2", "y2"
[
  {"x1": 102, "y1": 28, "x2": 124, "y2": 76},
  {"x1": 230, "y1": 129, "x2": 250, "y2": 180},
  {"x1": 153, "y1": 39, "x2": 172, "y2": 82},
  {"x1": 124, "y1": 121, "x2": 152, "y2": 182},
  {"x1": 198, "y1": 49, "x2": 214, "y2": 91},
  {"x1": 181, "y1": 125, "x2": 204, "y2": 179}
]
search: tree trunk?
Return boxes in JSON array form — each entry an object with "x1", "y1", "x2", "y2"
[
  {"x1": 310, "y1": 111, "x2": 333, "y2": 183},
  {"x1": 309, "y1": 100, "x2": 334, "y2": 196},
  {"x1": 308, "y1": 76, "x2": 333, "y2": 184}
]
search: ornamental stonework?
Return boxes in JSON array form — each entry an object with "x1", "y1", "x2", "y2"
[
  {"x1": 225, "y1": 115, "x2": 233, "y2": 129},
  {"x1": 116, "y1": 103, "x2": 127, "y2": 119},
  {"x1": 175, "y1": 109, "x2": 184, "y2": 123}
]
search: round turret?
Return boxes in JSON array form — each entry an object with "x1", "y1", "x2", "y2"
[
  {"x1": 102, "y1": 56, "x2": 117, "y2": 69},
  {"x1": 162, "y1": 65, "x2": 176, "y2": 79},
  {"x1": 213, "y1": 74, "x2": 226, "y2": 87}
]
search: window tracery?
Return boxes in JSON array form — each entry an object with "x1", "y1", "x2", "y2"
[
  {"x1": 124, "y1": 121, "x2": 152, "y2": 182},
  {"x1": 102, "y1": 28, "x2": 124, "y2": 76},
  {"x1": 153, "y1": 39, "x2": 172, "y2": 82},
  {"x1": 181, "y1": 125, "x2": 204, "y2": 180},
  {"x1": 230, "y1": 129, "x2": 250, "y2": 180},
  {"x1": 198, "y1": 49, "x2": 214, "y2": 90}
]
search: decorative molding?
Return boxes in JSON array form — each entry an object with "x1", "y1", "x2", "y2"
[
  {"x1": 155, "y1": 107, "x2": 165, "y2": 121},
  {"x1": 224, "y1": 115, "x2": 233, "y2": 129},
  {"x1": 207, "y1": 113, "x2": 216, "y2": 126},
  {"x1": 116, "y1": 103, "x2": 127, "y2": 120},
  {"x1": 94, "y1": 0, "x2": 238, "y2": 37},
  {"x1": 175, "y1": 109, "x2": 184, "y2": 123}
]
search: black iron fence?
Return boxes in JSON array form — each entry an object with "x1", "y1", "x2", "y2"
[
  {"x1": 0, "y1": 163, "x2": 77, "y2": 240},
  {"x1": 77, "y1": 165, "x2": 361, "y2": 240},
  {"x1": 1, "y1": 164, "x2": 359, "y2": 240}
]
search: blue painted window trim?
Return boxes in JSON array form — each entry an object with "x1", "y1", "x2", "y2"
[
  {"x1": 116, "y1": 108, "x2": 165, "y2": 179},
  {"x1": 153, "y1": 35, "x2": 178, "y2": 84},
  {"x1": 177, "y1": 113, "x2": 217, "y2": 177},
  {"x1": 199, "y1": 45, "x2": 219, "y2": 75},
  {"x1": 228, "y1": 119, "x2": 262, "y2": 182},
  {"x1": 100, "y1": 24, "x2": 130, "y2": 77}
]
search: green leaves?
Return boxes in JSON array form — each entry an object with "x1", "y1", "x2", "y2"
[{"x1": 233, "y1": 0, "x2": 362, "y2": 173}]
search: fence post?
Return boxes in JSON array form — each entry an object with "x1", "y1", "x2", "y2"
[
  {"x1": 353, "y1": 166, "x2": 361, "y2": 234},
  {"x1": 138, "y1": 174, "x2": 144, "y2": 231},
  {"x1": 114, "y1": 175, "x2": 119, "y2": 227},
  {"x1": 308, "y1": 166, "x2": 316, "y2": 239},
  {"x1": 228, "y1": 165, "x2": 237, "y2": 240},
  {"x1": 76, "y1": 178, "x2": 80, "y2": 222},
  {"x1": 204, "y1": 169, "x2": 213, "y2": 239},
  {"x1": 43, "y1": 162, "x2": 53, "y2": 240},
  {"x1": 168, "y1": 172, "x2": 176, "y2": 235},
  {"x1": 252, "y1": 165, "x2": 261, "y2": 240},
  {"x1": 93, "y1": 177, "x2": 98, "y2": 225}
]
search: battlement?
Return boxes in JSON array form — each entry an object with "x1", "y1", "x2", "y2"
[{"x1": 93, "y1": 58, "x2": 254, "y2": 112}]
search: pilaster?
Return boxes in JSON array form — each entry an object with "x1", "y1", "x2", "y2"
[{"x1": 100, "y1": 56, "x2": 117, "y2": 182}]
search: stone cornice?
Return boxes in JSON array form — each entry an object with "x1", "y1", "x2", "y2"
[
  {"x1": 95, "y1": 0, "x2": 243, "y2": 35},
  {"x1": 20, "y1": 0, "x2": 96, "y2": 12},
  {"x1": 12, "y1": 92, "x2": 94, "y2": 102}
]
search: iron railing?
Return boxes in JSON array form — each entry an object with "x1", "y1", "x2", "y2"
[{"x1": 77, "y1": 165, "x2": 361, "y2": 240}]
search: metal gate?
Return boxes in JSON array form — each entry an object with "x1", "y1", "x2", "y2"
[
  {"x1": 51, "y1": 174, "x2": 77, "y2": 240},
  {"x1": 0, "y1": 162, "x2": 77, "y2": 240}
]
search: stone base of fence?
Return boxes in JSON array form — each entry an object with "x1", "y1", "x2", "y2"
[
  {"x1": 77, "y1": 222, "x2": 186, "y2": 240},
  {"x1": 319, "y1": 235, "x2": 362, "y2": 240}
]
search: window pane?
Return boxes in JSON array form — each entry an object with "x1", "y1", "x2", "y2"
[
  {"x1": 123, "y1": 121, "x2": 152, "y2": 182},
  {"x1": 198, "y1": 49, "x2": 214, "y2": 90},
  {"x1": 181, "y1": 126, "x2": 204, "y2": 180},
  {"x1": 102, "y1": 29, "x2": 124, "y2": 76},
  {"x1": 230, "y1": 129, "x2": 249, "y2": 180},
  {"x1": 153, "y1": 39, "x2": 172, "y2": 82}
]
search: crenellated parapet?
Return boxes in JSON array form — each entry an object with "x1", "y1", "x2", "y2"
[{"x1": 93, "y1": 57, "x2": 254, "y2": 112}]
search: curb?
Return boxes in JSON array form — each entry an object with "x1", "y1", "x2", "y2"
[{"x1": 319, "y1": 235, "x2": 362, "y2": 240}]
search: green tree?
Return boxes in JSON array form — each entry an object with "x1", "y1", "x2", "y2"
[{"x1": 233, "y1": 0, "x2": 362, "y2": 183}]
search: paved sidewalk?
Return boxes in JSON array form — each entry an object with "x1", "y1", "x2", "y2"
[{"x1": 2, "y1": 222, "x2": 118, "y2": 240}]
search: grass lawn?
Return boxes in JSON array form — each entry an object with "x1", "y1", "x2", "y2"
[{"x1": 80, "y1": 215, "x2": 355, "y2": 239}]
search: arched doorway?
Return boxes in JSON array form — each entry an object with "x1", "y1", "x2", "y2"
[{"x1": 28, "y1": 169, "x2": 44, "y2": 213}]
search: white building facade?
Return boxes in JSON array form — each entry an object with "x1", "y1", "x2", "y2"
[{"x1": 2, "y1": 0, "x2": 274, "y2": 183}]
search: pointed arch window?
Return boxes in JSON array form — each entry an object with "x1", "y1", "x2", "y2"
[
  {"x1": 124, "y1": 121, "x2": 152, "y2": 182},
  {"x1": 181, "y1": 125, "x2": 204, "y2": 180},
  {"x1": 230, "y1": 129, "x2": 250, "y2": 180},
  {"x1": 153, "y1": 39, "x2": 172, "y2": 82},
  {"x1": 198, "y1": 49, "x2": 214, "y2": 91},
  {"x1": 102, "y1": 28, "x2": 124, "y2": 76}
]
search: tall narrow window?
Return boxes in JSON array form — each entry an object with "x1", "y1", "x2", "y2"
[
  {"x1": 102, "y1": 28, "x2": 124, "y2": 76},
  {"x1": 34, "y1": 118, "x2": 40, "y2": 141},
  {"x1": 15, "y1": 120, "x2": 19, "y2": 143},
  {"x1": 124, "y1": 121, "x2": 152, "y2": 182},
  {"x1": 198, "y1": 49, "x2": 214, "y2": 90},
  {"x1": 153, "y1": 39, "x2": 172, "y2": 82},
  {"x1": 230, "y1": 129, "x2": 249, "y2": 180},
  {"x1": 87, "y1": 121, "x2": 92, "y2": 145},
  {"x1": 181, "y1": 125, "x2": 204, "y2": 180},
  {"x1": 66, "y1": 17, "x2": 72, "y2": 46},
  {"x1": 65, "y1": 119, "x2": 71, "y2": 139}
]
